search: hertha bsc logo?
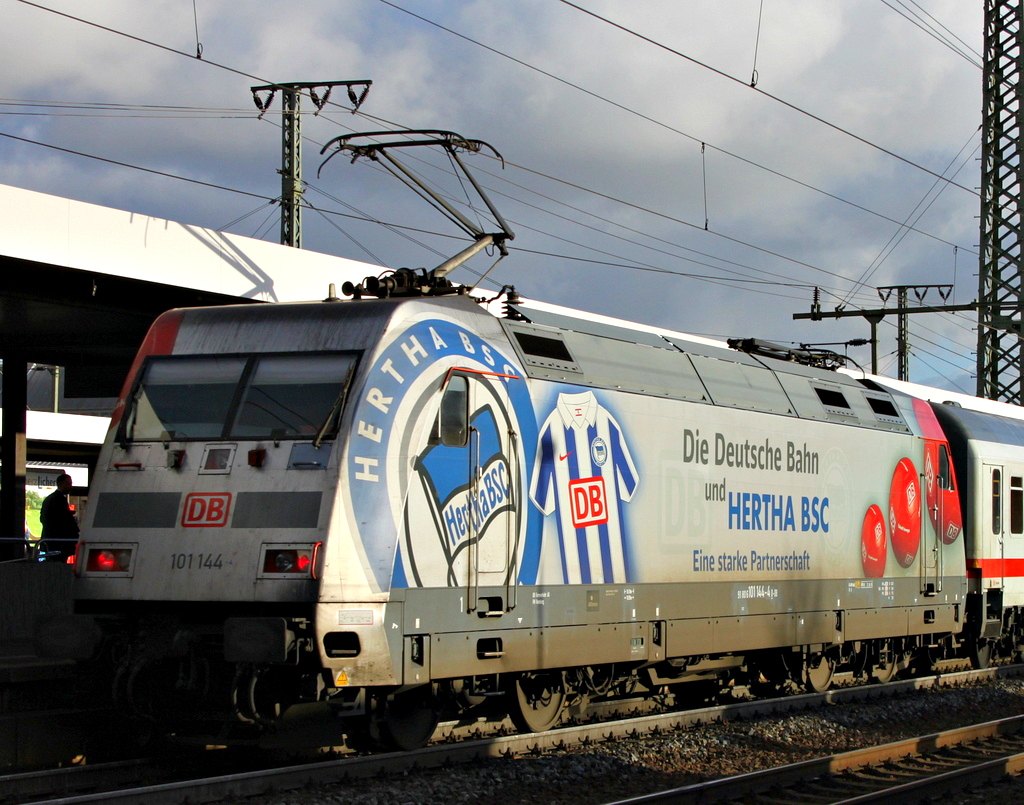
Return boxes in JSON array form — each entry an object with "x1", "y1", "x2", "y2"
[
  {"x1": 347, "y1": 318, "x2": 535, "y2": 592},
  {"x1": 403, "y1": 405, "x2": 517, "y2": 586}
]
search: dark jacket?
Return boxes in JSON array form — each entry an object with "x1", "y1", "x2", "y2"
[{"x1": 40, "y1": 489, "x2": 79, "y2": 542}]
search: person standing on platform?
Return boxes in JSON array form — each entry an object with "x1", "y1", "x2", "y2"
[
  {"x1": 40, "y1": 473, "x2": 79, "y2": 562},
  {"x1": 24, "y1": 501, "x2": 36, "y2": 561}
]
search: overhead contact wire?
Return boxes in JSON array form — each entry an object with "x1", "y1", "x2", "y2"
[{"x1": 553, "y1": 0, "x2": 978, "y2": 196}]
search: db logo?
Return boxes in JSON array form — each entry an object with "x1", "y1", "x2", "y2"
[
  {"x1": 181, "y1": 493, "x2": 232, "y2": 527},
  {"x1": 570, "y1": 477, "x2": 608, "y2": 528}
]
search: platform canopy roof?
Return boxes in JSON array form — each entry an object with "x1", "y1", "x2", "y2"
[
  {"x1": 0, "y1": 182, "x2": 382, "y2": 496},
  {"x1": 0, "y1": 183, "x2": 380, "y2": 398}
]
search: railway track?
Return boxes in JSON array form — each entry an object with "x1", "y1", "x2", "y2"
[
  {"x1": 611, "y1": 713, "x2": 1024, "y2": 804},
  {"x1": 4, "y1": 664, "x2": 1021, "y2": 805}
]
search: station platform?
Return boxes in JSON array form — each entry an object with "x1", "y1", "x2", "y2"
[
  {"x1": 0, "y1": 638, "x2": 74, "y2": 682},
  {"x1": 0, "y1": 560, "x2": 97, "y2": 770},
  {"x1": 0, "y1": 561, "x2": 75, "y2": 681}
]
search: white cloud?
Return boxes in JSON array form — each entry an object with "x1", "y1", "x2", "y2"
[{"x1": 0, "y1": 0, "x2": 988, "y2": 391}]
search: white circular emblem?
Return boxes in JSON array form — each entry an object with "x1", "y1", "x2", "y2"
[{"x1": 591, "y1": 437, "x2": 608, "y2": 466}]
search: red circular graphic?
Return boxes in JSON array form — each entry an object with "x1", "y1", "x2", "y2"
[
  {"x1": 861, "y1": 503, "x2": 887, "y2": 578},
  {"x1": 889, "y1": 457, "x2": 921, "y2": 568}
]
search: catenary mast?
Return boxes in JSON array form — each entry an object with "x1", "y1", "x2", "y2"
[{"x1": 977, "y1": 0, "x2": 1024, "y2": 402}]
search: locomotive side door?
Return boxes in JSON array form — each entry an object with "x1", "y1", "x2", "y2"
[
  {"x1": 1005, "y1": 470, "x2": 1024, "y2": 602},
  {"x1": 437, "y1": 369, "x2": 521, "y2": 613},
  {"x1": 922, "y1": 440, "x2": 957, "y2": 594},
  {"x1": 983, "y1": 463, "x2": 1006, "y2": 590},
  {"x1": 921, "y1": 444, "x2": 939, "y2": 594}
]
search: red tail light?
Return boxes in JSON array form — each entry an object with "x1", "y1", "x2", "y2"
[
  {"x1": 260, "y1": 544, "x2": 317, "y2": 577},
  {"x1": 85, "y1": 547, "x2": 133, "y2": 573}
]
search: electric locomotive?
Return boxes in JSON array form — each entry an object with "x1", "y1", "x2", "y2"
[{"x1": 38, "y1": 274, "x2": 1016, "y2": 749}]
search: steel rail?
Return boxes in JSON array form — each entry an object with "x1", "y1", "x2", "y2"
[
  {"x1": 10, "y1": 664, "x2": 1023, "y2": 805},
  {"x1": 605, "y1": 707, "x2": 1024, "y2": 803}
]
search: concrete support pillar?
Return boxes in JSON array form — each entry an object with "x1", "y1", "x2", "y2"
[{"x1": 0, "y1": 353, "x2": 28, "y2": 560}]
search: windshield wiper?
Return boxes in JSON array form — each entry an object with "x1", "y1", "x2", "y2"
[
  {"x1": 313, "y1": 365, "x2": 356, "y2": 449},
  {"x1": 120, "y1": 387, "x2": 142, "y2": 449}
]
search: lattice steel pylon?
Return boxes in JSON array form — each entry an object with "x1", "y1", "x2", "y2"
[
  {"x1": 977, "y1": 0, "x2": 1024, "y2": 402},
  {"x1": 251, "y1": 81, "x2": 371, "y2": 248}
]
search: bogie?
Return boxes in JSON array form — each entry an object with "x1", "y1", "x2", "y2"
[{"x1": 507, "y1": 671, "x2": 567, "y2": 734}]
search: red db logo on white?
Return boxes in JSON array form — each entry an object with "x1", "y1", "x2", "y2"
[
  {"x1": 181, "y1": 493, "x2": 232, "y2": 527},
  {"x1": 569, "y1": 477, "x2": 608, "y2": 528}
]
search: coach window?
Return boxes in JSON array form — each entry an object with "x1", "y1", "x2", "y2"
[
  {"x1": 1012, "y1": 476, "x2": 1023, "y2": 535},
  {"x1": 993, "y1": 469, "x2": 1002, "y2": 534},
  {"x1": 439, "y1": 375, "x2": 469, "y2": 447}
]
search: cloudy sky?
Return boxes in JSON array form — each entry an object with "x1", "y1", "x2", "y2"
[{"x1": 0, "y1": 0, "x2": 985, "y2": 393}]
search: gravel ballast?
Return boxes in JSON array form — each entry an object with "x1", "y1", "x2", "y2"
[{"x1": 245, "y1": 679, "x2": 1024, "y2": 805}]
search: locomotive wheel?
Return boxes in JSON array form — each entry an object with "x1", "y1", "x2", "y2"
[
  {"x1": 803, "y1": 652, "x2": 835, "y2": 693},
  {"x1": 870, "y1": 640, "x2": 898, "y2": 684},
  {"x1": 377, "y1": 685, "x2": 441, "y2": 751},
  {"x1": 968, "y1": 636, "x2": 992, "y2": 670},
  {"x1": 508, "y1": 671, "x2": 566, "y2": 733},
  {"x1": 749, "y1": 649, "x2": 792, "y2": 696}
]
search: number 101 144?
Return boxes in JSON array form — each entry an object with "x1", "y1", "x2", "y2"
[{"x1": 170, "y1": 553, "x2": 224, "y2": 570}]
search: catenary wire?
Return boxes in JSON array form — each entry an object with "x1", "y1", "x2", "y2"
[
  {"x1": 0, "y1": 117, "x2": 980, "y2": 380},
  {"x1": 325, "y1": 106, "x2": 976, "y2": 306},
  {"x1": 8, "y1": 0, "x2": 982, "y2": 378},
  {"x1": 303, "y1": 112, "x2": 890, "y2": 303},
  {"x1": 12, "y1": 0, "x2": 981, "y2": 286},
  {"x1": 303, "y1": 199, "x2": 389, "y2": 266},
  {"x1": 13, "y1": 0, "x2": 984, "y2": 260},
  {"x1": 0, "y1": 123, "x2": 891, "y2": 313},
  {"x1": 217, "y1": 200, "x2": 278, "y2": 231},
  {"x1": 549, "y1": 0, "x2": 979, "y2": 195},
  {"x1": 373, "y1": 1, "x2": 981, "y2": 220},
  {"x1": 842, "y1": 129, "x2": 981, "y2": 304},
  {"x1": 879, "y1": 0, "x2": 982, "y2": 66},
  {"x1": 0, "y1": 129, "x2": 270, "y2": 202},
  {"x1": 0, "y1": 111, "x2": 955, "y2": 331},
  {"x1": 318, "y1": 135, "x2": 879, "y2": 306},
  {"x1": 248, "y1": 204, "x2": 280, "y2": 241}
]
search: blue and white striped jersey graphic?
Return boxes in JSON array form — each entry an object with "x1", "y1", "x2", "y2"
[{"x1": 529, "y1": 390, "x2": 640, "y2": 584}]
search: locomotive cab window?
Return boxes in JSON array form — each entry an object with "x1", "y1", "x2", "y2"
[
  {"x1": 125, "y1": 356, "x2": 247, "y2": 441},
  {"x1": 938, "y1": 444, "x2": 952, "y2": 491},
  {"x1": 232, "y1": 354, "x2": 356, "y2": 439},
  {"x1": 122, "y1": 353, "x2": 357, "y2": 443},
  {"x1": 439, "y1": 374, "x2": 469, "y2": 447}
]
